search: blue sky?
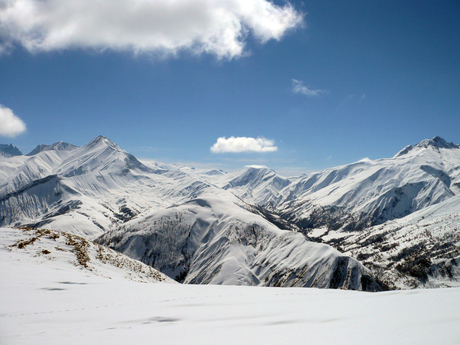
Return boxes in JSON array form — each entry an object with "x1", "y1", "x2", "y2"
[{"x1": 0, "y1": 0, "x2": 459, "y2": 176}]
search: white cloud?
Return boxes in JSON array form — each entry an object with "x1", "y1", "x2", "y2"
[
  {"x1": 211, "y1": 136, "x2": 278, "y2": 153},
  {"x1": 0, "y1": 104, "x2": 26, "y2": 137},
  {"x1": 292, "y1": 79, "x2": 328, "y2": 97},
  {"x1": 0, "y1": 0, "x2": 304, "y2": 59}
]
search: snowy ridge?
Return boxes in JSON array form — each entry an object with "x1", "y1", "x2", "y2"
[
  {"x1": 218, "y1": 136, "x2": 460, "y2": 232},
  {"x1": 1, "y1": 227, "x2": 174, "y2": 283},
  {"x1": 96, "y1": 191, "x2": 382, "y2": 290},
  {"x1": 27, "y1": 141, "x2": 79, "y2": 156}
]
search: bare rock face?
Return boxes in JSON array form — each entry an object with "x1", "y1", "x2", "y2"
[{"x1": 0, "y1": 143, "x2": 22, "y2": 157}]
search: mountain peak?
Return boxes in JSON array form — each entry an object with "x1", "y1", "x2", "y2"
[
  {"x1": 0, "y1": 144, "x2": 22, "y2": 157},
  {"x1": 0, "y1": 144, "x2": 23, "y2": 157},
  {"x1": 26, "y1": 141, "x2": 79, "y2": 156},
  {"x1": 83, "y1": 135, "x2": 118, "y2": 150},
  {"x1": 395, "y1": 136, "x2": 459, "y2": 157},
  {"x1": 416, "y1": 136, "x2": 458, "y2": 150}
]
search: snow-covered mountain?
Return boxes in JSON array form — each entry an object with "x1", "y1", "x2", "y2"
[
  {"x1": 0, "y1": 135, "x2": 384, "y2": 290},
  {"x1": 212, "y1": 136, "x2": 460, "y2": 288},
  {"x1": 0, "y1": 136, "x2": 154, "y2": 236},
  {"x1": 26, "y1": 141, "x2": 79, "y2": 156},
  {"x1": 218, "y1": 136, "x2": 460, "y2": 232},
  {"x1": 96, "y1": 191, "x2": 381, "y2": 290},
  {"x1": 1, "y1": 135, "x2": 459, "y2": 290}
]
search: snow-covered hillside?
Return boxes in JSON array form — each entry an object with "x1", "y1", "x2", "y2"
[
  {"x1": 96, "y1": 191, "x2": 382, "y2": 290},
  {"x1": 1, "y1": 227, "x2": 173, "y2": 284}
]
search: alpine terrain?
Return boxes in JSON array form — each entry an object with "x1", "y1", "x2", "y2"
[
  {"x1": 1, "y1": 135, "x2": 460, "y2": 290},
  {"x1": 211, "y1": 136, "x2": 460, "y2": 289}
]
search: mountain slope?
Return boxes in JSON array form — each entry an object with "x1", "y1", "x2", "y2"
[
  {"x1": 217, "y1": 137, "x2": 460, "y2": 232},
  {"x1": 96, "y1": 191, "x2": 383, "y2": 291},
  {"x1": 336, "y1": 195, "x2": 460, "y2": 289},
  {"x1": 1, "y1": 226, "x2": 174, "y2": 283},
  {"x1": 203, "y1": 137, "x2": 460, "y2": 288}
]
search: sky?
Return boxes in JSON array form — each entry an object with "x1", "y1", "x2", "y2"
[{"x1": 0, "y1": 0, "x2": 459, "y2": 176}]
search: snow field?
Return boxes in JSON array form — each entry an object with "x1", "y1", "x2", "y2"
[{"x1": 1, "y1": 229, "x2": 460, "y2": 345}]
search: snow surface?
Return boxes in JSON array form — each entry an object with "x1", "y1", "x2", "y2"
[{"x1": 1, "y1": 229, "x2": 460, "y2": 345}]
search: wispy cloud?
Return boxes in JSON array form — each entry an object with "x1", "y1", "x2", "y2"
[
  {"x1": 0, "y1": 104, "x2": 26, "y2": 137},
  {"x1": 0, "y1": 0, "x2": 304, "y2": 59},
  {"x1": 292, "y1": 79, "x2": 328, "y2": 97},
  {"x1": 211, "y1": 136, "x2": 278, "y2": 153},
  {"x1": 344, "y1": 94, "x2": 366, "y2": 102}
]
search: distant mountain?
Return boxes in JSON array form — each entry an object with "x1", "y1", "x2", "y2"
[
  {"x1": 218, "y1": 137, "x2": 460, "y2": 231},
  {"x1": 0, "y1": 144, "x2": 22, "y2": 157},
  {"x1": 395, "y1": 136, "x2": 459, "y2": 157},
  {"x1": 211, "y1": 136, "x2": 460, "y2": 288},
  {"x1": 0, "y1": 135, "x2": 156, "y2": 236},
  {"x1": 26, "y1": 141, "x2": 79, "y2": 156}
]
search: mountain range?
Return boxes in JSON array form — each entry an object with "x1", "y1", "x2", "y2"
[{"x1": 1, "y1": 135, "x2": 459, "y2": 290}]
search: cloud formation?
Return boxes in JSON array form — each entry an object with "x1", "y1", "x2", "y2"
[
  {"x1": 211, "y1": 136, "x2": 278, "y2": 153},
  {"x1": 292, "y1": 79, "x2": 328, "y2": 97},
  {"x1": 0, "y1": 0, "x2": 303, "y2": 59},
  {"x1": 0, "y1": 104, "x2": 26, "y2": 137}
]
